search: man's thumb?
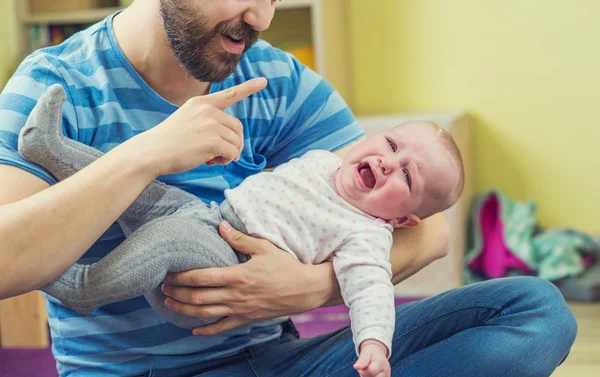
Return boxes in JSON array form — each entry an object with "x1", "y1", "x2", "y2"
[{"x1": 219, "y1": 221, "x2": 258, "y2": 256}]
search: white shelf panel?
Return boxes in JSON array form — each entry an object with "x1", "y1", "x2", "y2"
[
  {"x1": 19, "y1": 1, "x2": 314, "y2": 23},
  {"x1": 21, "y1": 7, "x2": 120, "y2": 25},
  {"x1": 276, "y1": 0, "x2": 317, "y2": 10}
]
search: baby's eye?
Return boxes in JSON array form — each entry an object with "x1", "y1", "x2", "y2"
[
  {"x1": 386, "y1": 137, "x2": 397, "y2": 152},
  {"x1": 403, "y1": 169, "x2": 412, "y2": 189}
]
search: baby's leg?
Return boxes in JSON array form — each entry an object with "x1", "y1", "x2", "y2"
[
  {"x1": 18, "y1": 84, "x2": 199, "y2": 236},
  {"x1": 43, "y1": 213, "x2": 240, "y2": 328}
]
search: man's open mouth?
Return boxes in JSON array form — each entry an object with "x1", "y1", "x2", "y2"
[
  {"x1": 221, "y1": 34, "x2": 245, "y2": 54},
  {"x1": 357, "y1": 162, "x2": 376, "y2": 189},
  {"x1": 225, "y1": 34, "x2": 243, "y2": 44}
]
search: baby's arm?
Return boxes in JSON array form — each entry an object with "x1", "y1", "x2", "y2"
[{"x1": 333, "y1": 228, "x2": 396, "y2": 370}]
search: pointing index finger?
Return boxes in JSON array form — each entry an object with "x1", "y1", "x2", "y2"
[{"x1": 204, "y1": 77, "x2": 267, "y2": 110}]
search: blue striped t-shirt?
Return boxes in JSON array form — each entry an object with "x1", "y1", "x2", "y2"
[{"x1": 0, "y1": 12, "x2": 363, "y2": 377}]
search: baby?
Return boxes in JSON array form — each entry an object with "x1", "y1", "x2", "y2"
[{"x1": 19, "y1": 85, "x2": 464, "y2": 377}]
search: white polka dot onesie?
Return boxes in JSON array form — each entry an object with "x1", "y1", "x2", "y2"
[{"x1": 225, "y1": 150, "x2": 395, "y2": 356}]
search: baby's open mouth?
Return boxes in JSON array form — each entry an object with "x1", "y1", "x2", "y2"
[{"x1": 358, "y1": 162, "x2": 376, "y2": 189}]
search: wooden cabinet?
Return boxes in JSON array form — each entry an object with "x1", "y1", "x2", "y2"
[{"x1": 0, "y1": 291, "x2": 48, "y2": 348}]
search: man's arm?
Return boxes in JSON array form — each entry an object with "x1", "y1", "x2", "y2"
[
  {"x1": 313, "y1": 213, "x2": 450, "y2": 307},
  {"x1": 0, "y1": 146, "x2": 158, "y2": 299},
  {"x1": 389, "y1": 213, "x2": 450, "y2": 285},
  {"x1": 0, "y1": 78, "x2": 267, "y2": 300}
]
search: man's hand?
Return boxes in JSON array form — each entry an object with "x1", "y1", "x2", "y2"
[
  {"x1": 354, "y1": 340, "x2": 391, "y2": 377},
  {"x1": 128, "y1": 77, "x2": 268, "y2": 177},
  {"x1": 161, "y1": 221, "x2": 324, "y2": 335}
]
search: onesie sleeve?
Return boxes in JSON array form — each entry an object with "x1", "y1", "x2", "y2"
[{"x1": 333, "y1": 227, "x2": 395, "y2": 357}]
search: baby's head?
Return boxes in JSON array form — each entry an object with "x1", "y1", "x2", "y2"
[{"x1": 335, "y1": 120, "x2": 464, "y2": 228}]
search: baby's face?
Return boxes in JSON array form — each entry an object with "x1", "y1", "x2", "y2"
[{"x1": 335, "y1": 121, "x2": 458, "y2": 226}]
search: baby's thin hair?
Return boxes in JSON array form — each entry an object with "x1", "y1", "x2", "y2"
[{"x1": 394, "y1": 121, "x2": 465, "y2": 219}]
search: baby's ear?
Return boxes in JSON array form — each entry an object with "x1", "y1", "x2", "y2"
[{"x1": 388, "y1": 214, "x2": 421, "y2": 228}]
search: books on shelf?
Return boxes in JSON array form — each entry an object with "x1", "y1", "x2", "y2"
[{"x1": 27, "y1": 24, "x2": 89, "y2": 53}]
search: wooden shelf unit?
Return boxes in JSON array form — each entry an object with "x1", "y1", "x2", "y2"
[
  {"x1": 20, "y1": 6, "x2": 121, "y2": 25},
  {"x1": 12, "y1": 0, "x2": 352, "y2": 103}
]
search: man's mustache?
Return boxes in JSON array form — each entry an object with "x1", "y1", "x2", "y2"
[{"x1": 215, "y1": 21, "x2": 259, "y2": 44}]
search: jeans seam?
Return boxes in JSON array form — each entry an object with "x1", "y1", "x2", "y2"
[
  {"x1": 323, "y1": 357, "x2": 356, "y2": 377},
  {"x1": 393, "y1": 303, "x2": 503, "y2": 340},
  {"x1": 393, "y1": 304, "x2": 504, "y2": 371},
  {"x1": 248, "y1": 357, "x2": 261, "y2": 377},
  {"x1": 395, "y1": 329, "x2": 457, "y2": 372}
]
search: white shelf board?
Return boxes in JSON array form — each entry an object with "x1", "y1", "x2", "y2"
[
  {"x1": 21, "y1": 7, "x2": 120, "y2": 25},
  {"x1": 276, "y1": 0, "x2": 317, "y2": 10},
  {"x1": 19, "y1": 1, "x2": 313, "y2": 23},
  {"x1": 275, "y1": 0, "x2": 324, "y2": 75}
]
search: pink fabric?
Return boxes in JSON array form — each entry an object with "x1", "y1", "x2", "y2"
[
  {"x1": 582, "y1": 255, "x2": 595, "y2": 268},
  {"x1": 469, "y1": 195, "x2": 533, "y2": 278}
]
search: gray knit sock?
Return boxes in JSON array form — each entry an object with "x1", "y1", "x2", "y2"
[{"x1": 18, "y1": 84, "x2": 243, "y2": 329}]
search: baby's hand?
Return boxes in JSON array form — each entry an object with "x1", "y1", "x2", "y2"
[{"x1": 354, "y1": 339, "x2": 391, "y2": 377}]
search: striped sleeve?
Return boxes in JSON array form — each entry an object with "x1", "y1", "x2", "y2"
[
  {"x1": 260, "y1": 52, "x2": 364, "y2": 168},
  {"x1": 0, "y1": 52, "x2": 79, "y2": 184}
]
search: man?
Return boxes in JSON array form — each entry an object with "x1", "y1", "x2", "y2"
[{"x1": 0, "y1": 1, "x2": 576, "y2": 376}]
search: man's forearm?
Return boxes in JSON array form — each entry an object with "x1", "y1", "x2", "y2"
[
  {"x1": 0, "y1": 141, "x2": 158, "y2": 299},
  {"x1": 307, "y1": 213, "x2": 450, "y2": 309},
  {"x1": 305, "y1": 261, "x2": 344, "y2": 307},
  {"x1": 389, "y1": 213, "x2": 450, "y2": 285}
]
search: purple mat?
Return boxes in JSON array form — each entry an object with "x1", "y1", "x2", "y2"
[
  {"x1": 291, "y1": 298, "x2": 418, "y2": 337},
  {"x1": 0, "y1": 346, "x2": 58, "y2": 377},
  {"x1": 0, "y1": 298, "x2": 418, "y2": 376}
]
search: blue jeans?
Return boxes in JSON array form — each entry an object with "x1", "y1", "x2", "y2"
[{"x1": 147, "y1": 277, "x2": 577, "y2": 377}]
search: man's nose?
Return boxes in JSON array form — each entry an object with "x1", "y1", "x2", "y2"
[{"x1": 243, "y1": 0, "x2": 276, "y2": 32}]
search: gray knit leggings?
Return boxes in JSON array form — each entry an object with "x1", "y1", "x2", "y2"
[{"x1": 18, "y1": 84, "x2": 247, "y2": 329}]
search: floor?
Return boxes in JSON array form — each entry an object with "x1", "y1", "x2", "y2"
[
  {"x1": 0, "y1": 301, "x2": 597, "y2": 376},
  {"x1": 550, "y1": 302, "x2": 600, "y2": 377}
]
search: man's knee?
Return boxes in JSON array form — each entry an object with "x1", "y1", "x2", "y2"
[{"x1": 511, "y1": 277, "x2": 577, "y2": 343}]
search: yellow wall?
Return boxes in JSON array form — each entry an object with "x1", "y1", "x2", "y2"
[
  {"x1": 0, "y1": 0, "x2": 17, "y2": 88},
  {"x1": 1, "y1": 0, "x2": 597, "y2": 232},
  {"x1": 349, "y1": 0, "x2": 600, "y2": 233},
  {"x1": 265, "y1": 0, "x2": 353, "y2": 105}
]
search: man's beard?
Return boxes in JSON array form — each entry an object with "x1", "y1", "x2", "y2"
[{"x1": 160, "y1": 0, "x2": 260, "y2": 82}]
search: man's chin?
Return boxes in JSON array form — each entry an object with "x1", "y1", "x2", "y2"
[
  {"x1": 175, "y1": 40, "x2": 247, "y2": 82},
  {"x1": 184, "y1": 60, "x2": 239, "y2": 82}
]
